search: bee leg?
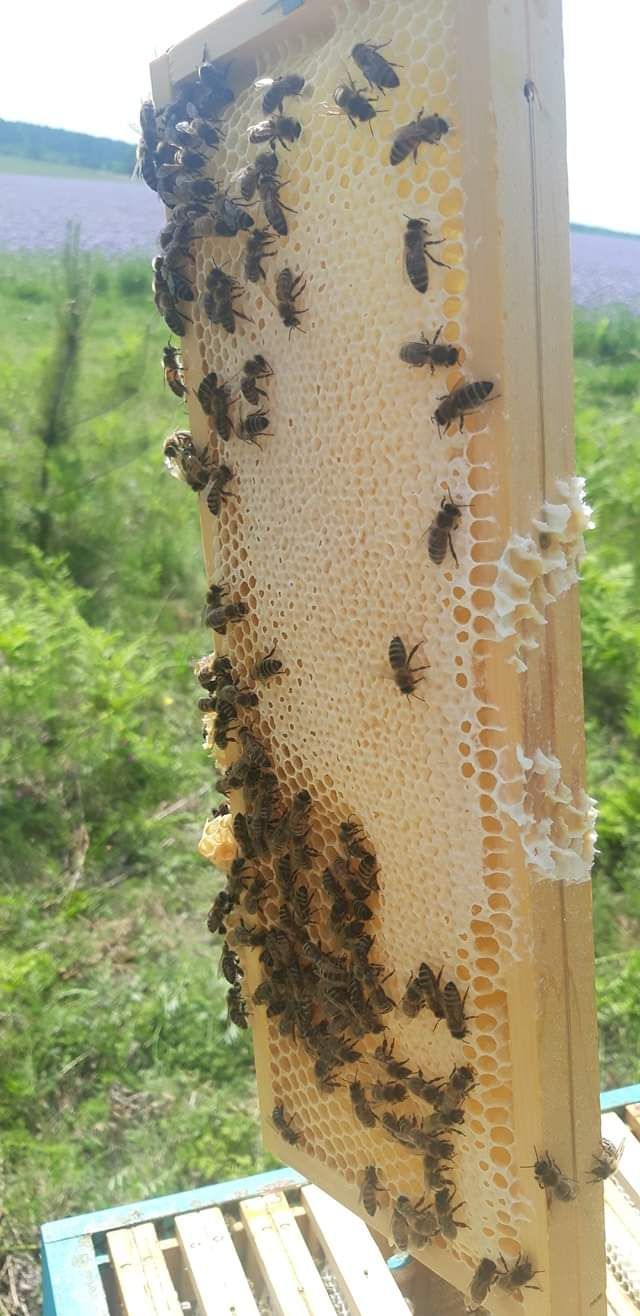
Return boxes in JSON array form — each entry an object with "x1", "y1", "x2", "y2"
[{"x1": 448, "y1": 535, "x2": 459, "y2": 567}]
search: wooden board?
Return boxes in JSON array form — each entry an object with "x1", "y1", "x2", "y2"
[
  {"x1": 175, "y1": 1206, "x2": 260, "y2": 1316},
  {"x1": 624, "y1": 1104, "x2": 640, "y2": 1143},
  {"x1": 107, "y1": 1223, "x2": 183, "y2": 1316},
  {"x1": 603, "y1": 1112, "x2": 640, "y2": 1209},
  {"x1": 240, "y1": 1191, "x2": 335, "y2": 1316},
  {"x1": 301, "y1": 1184, "x2": 410, "y2": 1316}
]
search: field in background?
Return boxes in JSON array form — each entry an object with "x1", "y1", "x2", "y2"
[
  {"x1": 0, "y1": 155, "x2": 126, "y2": 181},
  {"x1": 0, "y1": 251, "x2": 638, "y2": 1301}
]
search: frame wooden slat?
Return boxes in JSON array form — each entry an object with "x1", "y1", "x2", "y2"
[
  {"x1": 240, "y1": 1191, "x2": 334, "y2": 1316},
  {"x1": 300, "y1": 1185, "x2": 409, "y2": 1316},
  {"x1": 149, "y1": 3, "x2": 605, "y2": 1311},
  {"x1": 175, "y1": 1207, "x2": 260, "y2": 1316},
  {"x1": 107, "y1": 1224, "x2": 182, "y2": 1316},
  {"x1": 624, "y1": 1104, "x2": 640, "y2": 1143}
]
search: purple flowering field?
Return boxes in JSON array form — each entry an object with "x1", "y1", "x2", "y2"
[{"x1": 0, "y1": 171, "x2": 638, "y2": 310}]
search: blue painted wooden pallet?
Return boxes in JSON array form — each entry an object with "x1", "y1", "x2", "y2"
[
  {"x1": 40, "y1": 1087, "x2": 640, "y2": 1316},
  {"x1": 40, "y1": 1168, "x2": 305, "y2": 1316}
]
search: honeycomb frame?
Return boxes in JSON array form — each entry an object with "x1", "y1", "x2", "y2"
[{"x1": 151, "y1": 3, "x2": 606, "y2": 1312}]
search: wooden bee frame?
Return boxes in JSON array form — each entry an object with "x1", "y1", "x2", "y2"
[{"x1": 151, "y1": 2, "x2": 606, "y2": 1312}]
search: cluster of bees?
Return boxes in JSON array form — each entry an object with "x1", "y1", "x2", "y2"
[{"x1": 139, "y1": 27, "x2": 621, "y2": 1314}]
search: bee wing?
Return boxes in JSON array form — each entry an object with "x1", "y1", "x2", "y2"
[{"x1": 254, "y1": 77, "x2": 275, "y2": 89}]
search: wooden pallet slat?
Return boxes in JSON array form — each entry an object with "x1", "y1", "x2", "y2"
[
  {"x1": 175, "y1": 1206, "x2": 260, "y2": 1316},
  {"x1": 606, "y1": 1269, "x2": 640, "y2": 1316},
  {"x1": 240, "y1": 1191, "x2": 335, "y2": 1316},
  {"x1": 603, "y1": 1112, "x2": 640, "y2": 1208},
  {"x1": 107, "y1": 1223, "x2": 182, "y2": 1316},
  {"x1": 625, "y1": 1103, "x2": 640, "y2": 1144},
  {"x1": 300, "y1": 1184, "x2": 410, "y2": 1316}
]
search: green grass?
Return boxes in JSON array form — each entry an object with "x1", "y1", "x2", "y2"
[
  {"x1": 0, "y1": 250, "x2": 274, "y2": 1273},
  {"x1": 0, "y1": 154, "x2": 131, "y2": 180},
  {"x1": 0, "y1": 252, "x2": 639, "y2": 1300}
]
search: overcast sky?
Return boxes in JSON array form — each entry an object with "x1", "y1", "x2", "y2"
[{"x1": 1, "y1": 0, "x2": 638, "y2": 234}]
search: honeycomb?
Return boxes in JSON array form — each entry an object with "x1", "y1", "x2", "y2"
[{"x1": 152, "y1": 0, "x2": 598, "y2": 1305}]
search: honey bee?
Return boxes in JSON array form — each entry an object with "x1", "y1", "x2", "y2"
[
  {"x1": 211, "y1": 191, "x2": 255, "y2": 238},
  {"x1": 136, "y1": 100, "x2": 159, "y2": 192},
  {"x1": 391, "y1": 1205, "x2": 409, "y2": 1251},
  {"x1": 388, "y1": 636, "x2": 429, "y2": 701},
  {"x1": 403, "y1": 216, "x2": 449, "y2": 294},
  {"x1": 425, "y1": 487, "x2": 467, "y2": 568},
  {"x1": 275, "y1": 267, "x2": 307, "y2": 335},
  {"x1": 244, "y1": 873, "x2": 269, "y2": 914},
  {"x1": 370, "y1": 1080, "x2": 406, "y2": 1104},
  {"x1": 332, "y1": 79, "x2": 378, "y2": 130},
  {"x1": 252, "y1": 644, "x2": 284, "y2": 682},
  {"x1": 153, "y1": 256, "x2": 191, "y2": 336},
  {"x1": 195, "y1": 652, "x2": 232, "y2": 691},
  {"x1": 467, "y1": 1258, "x2": 498, "y2": 1309},
  {"x1": 204, "y1": 601, "x2": 249, "y2": 635},
  {"x1": 174, "y1": 117, "x2": 225, "y2": 150},
  {"x1": 256, "y1": 73, "x2": 306, "y2": 114},
  {"x1": 434, "y1": 380, "x2": 496, "y2": 437},
  {"x1": 162, "y1": 343, "x2": 187, "y2": 398},
  {"x1": 351, "y1": 40, "x2": 401, "y2": 93},
  {"x1": 423, "y1": 1161, "x2": 453, "y2": 1194},
  {"x1": 175, "y1": 145, "x2": 208, "y2": 174},
  {"x1": 197, "y1": 372, "x2": 237, "y2": 441},
  {"x1": 417, "y1": 962, "x2": 445, "y2": 1021},
  {"x1": 349, "y1": 1079, "x2": 377, "y2": 1128},
  {"x1": 238, "y1": 727, "x2": 271, "y2": 768},
  {"x1": 220, "y1": 941, "x2": 242, "y2": 984},
  {"x1": 434, "y1": 1187, "x2": 467, "y2": 1240},
  {"x1": 399, "y1": 327, "x2": 460, "y2": 373},
  {"x1": 401, "y1": 970, "x2": 425, "y2": 1018},
  {"x1": 240, "y1": 354, "x2": 273, "y2": 405},
  {"x1": 239, "y1": 408, "x2": 271, "y2": 444},
  {"x1": 360, "y1": 1165, "x2": 383, "y2": 1217},
  {"x1": 589, "y1": 1136, "x2": 624, "y2": 1181},
  {"x1": 163, "y1": 430, "x2": 211, "y2": 491},
  {"x1": 258, "y1": 170, "x2": 294, "y2": 238},
  {"x1": 496, "y1": 1253, "x2": 541, "y2": 1294},
  {"x1": 356, "y1": 852, "x2": 380, "y2": 891},
  {"x1": 212, "y1": 713, "x2": 238, "y2": 751},
  {"x1": 244, "y1": 227, "x2": 278, "y2": 283},
  {"x1": 406, "y1": 1069, "x2": 443, "y2": 1106},
  {"x1": 205, "y1": 464, "x2": 235, "y2": 517},
  {"x1": 374, "y1": 1038, "x2": 412, "y2": 1080},
  {"x1": 216, "y1": 683, "x2": 258, "y2": 713},
  {"x1": 203, "y1": 265, "x2": 250, "y2": 335},
  {"x1": 338, "y1": 817, "x2": 369, "y2": 859},
  {"x1": 233, "y1": 813, "x2": 256, "y2": 860},
  {"x1": 293, "y1": 883, "x2": 316, "y2": 927},
  {"x1": 423, "y1": 1135, "x2": 456, "y2": 1164},
  {"x1": 272, "y1": 1102, "x2": 300, "y2": 1145},
  {"x1": 438, "y1": 1064, "x2": 475, "y2": 1109},
  {"x1": 196, "y1": 49, "x2": 235, "y2": 106},
  {"x1": 527, "y1": 1148, "x2": 576, "y2": 1202},
  {"x1": 368, "y1": 978, "x2": 395, "y2": 1015},
  {"x1": 442, "y1": 981, "x2": 470, "y2": 1040},
  {"x1": 390, "y1": 110, "x2": 450, "y2": 166},
  {"x1": 248, "y1": 115, "x2": 302, "y2": 149},
  {"x1": 226, "y1": 982, "x2": 248, "y2": 1028},
  {"x1": 287, "y1": 789, "x2": 312, "y2": 837},
  {"x1": 206, "y1": 889, "x2": 235, "y2": 935}
]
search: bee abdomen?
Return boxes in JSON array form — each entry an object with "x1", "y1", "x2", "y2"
[{"x1": 427, "y1": 529, "x2": 448, "y2": 565}]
